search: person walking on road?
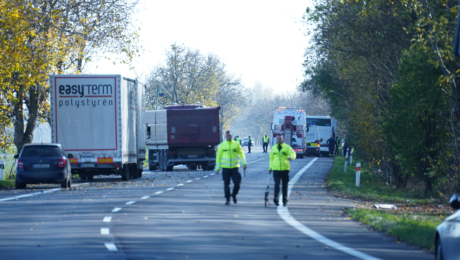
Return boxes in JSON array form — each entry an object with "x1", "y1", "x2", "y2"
[
  {"x1": 326, "y1": 135, "x2": 336, "y2": 157},
  {"x1": 247, "y1": 136, "x2": 253, "y2": 154},
  {"x1": 215, "y1": 131, "x2": 247, "y2": 205},
  {"x1": 263, "y1": 134, "x2": 269, "y2": 153},
  {"x1": 269, "y1": 134, "x2": 296, "y2": 207}
]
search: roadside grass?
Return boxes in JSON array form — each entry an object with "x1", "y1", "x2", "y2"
[
  {"x1": 347, "y1": 208, "x2": 442, "y2": 250},
  {"x1": 328, "y1": 156, "x2": 436, "y2": 205},
  {"x1": 0, "y1": 180, "x2": 14, "y2": 188}
]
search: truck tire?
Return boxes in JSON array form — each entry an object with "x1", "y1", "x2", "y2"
[
  {"x1": 166, "y1": 166, "x2": 173, "y2": 171},
  {"x1": 61, "y1": 178, "x2": 69, "y2": 189},
  {"x1": 137, "y1": 169, "x2": 143, "y2": 178},
  {"x1": 122, "y1": 165, "x2": 130, "y2": 181},
  {"x1": 149, "y1": 165, "x2": 156, "y2": 171},
  {"x1": 189, "y1": 165, "x2": 197, "y2": 171},
  {"x1": 15, "y1": 180, "x2": 26, "y2": 189}
]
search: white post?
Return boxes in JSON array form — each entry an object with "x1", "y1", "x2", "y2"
[
  {"x1": 344, "y1": 149, "x2": 349, "y2": 172},
  {"x1": 0, "y1": 160, "x2": 4, "y2": 180},
  {"x1": 350, "y1": 149, "x2": 353, "y2": 165},
  {"x1": 356, "y1": 162, "x2": 361, "y2": 187}
]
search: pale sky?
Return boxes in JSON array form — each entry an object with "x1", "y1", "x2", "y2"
[{"x1": 89, "y1": 0, "x2": 310, "y2": 93}]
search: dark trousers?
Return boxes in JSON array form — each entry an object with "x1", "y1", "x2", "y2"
[
  {"x1": 222, "y1": 168, "x2": 242, "y2": 199},
  {"x1": 273, "y1": 170, "x2": 289, "y2": 204},
  {"x1": 248, "y1": 145, "x2": 252, "y2": 153},
  {"x1": 263, "y1": 143, "x2": 268, "y2": 153}
]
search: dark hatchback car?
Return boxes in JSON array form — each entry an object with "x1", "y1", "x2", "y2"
[{"x1": 15, "y1": 143, "x2": 72, "y2": 189}]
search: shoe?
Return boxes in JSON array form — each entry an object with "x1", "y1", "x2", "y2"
[
  {"x1": 274, "y1": 200, "x2": 279, "y2": 206},
  {"x1": 225, "y1": 199, "x2": 230, "y2": 205},
  {"x1": 232, "y1": 195, "x2": 237, "y2": 204},
  {"x1": 283, "y1": 203, "x2": 287, "y2": 207}
]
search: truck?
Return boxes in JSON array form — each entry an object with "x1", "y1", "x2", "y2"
[
  {"x1": 271, "y1": 107, "x2": 306, "y2": 158},
  {"x1": 146, "y1": 105, "x2": 220, "y2": 171},
  {"x1": 305, "y1": 116, "x2": 338, "y2": 156},
  {"x1": 50, "y1": 74, "x2": 146, "y2": 181}
]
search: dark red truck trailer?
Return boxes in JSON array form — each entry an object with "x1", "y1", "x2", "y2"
[{"x1": 145, "y1": 105, "x2": 220, "y2": 171}]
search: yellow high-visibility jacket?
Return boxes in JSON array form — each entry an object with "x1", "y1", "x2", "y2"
[
  {"x1": 215, "y1": 140, "x2": 247, "y2": 171},
  {"x1": 269, "y1": 143, "x2": 296, "y2": 171}
]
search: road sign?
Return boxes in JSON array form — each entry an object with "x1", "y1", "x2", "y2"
[{"x1": 159, "y1": 93, "x2": 164, "y2": 97}]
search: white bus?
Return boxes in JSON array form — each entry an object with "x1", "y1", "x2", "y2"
[{"x1": 305, "y1": 116, "x2": 337, "y2": 156}]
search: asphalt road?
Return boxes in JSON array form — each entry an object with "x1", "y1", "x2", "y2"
[{"x1": 0, "y1": 148, "x2": 432, "y2": 260}]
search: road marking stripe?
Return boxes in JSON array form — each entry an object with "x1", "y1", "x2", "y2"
[
  {"x1": 0, "y1": 183, "x2": 88, "y2": 202},
  {"x1": 210, "y1": 173, "x2": 215, "y2": 176},
  {"x1": 195, "y1": 178, "x2": 200, "y2": 180},
  {"x1": 112, "y1": 207, "x2": 122, "y2": 212},
  {"x1": 155, "y1": 191, "x2": 163, "y2": 195},
  {"x1": 177, "y1": 184, "x2": 184, "y2": 187},
  {"x1": 126, "y1": 201, "x2": 136, "y2": 205},
  {"x1": 141, "y1": 196, "x2": 150, "y2": 199},
  {"x1": 166, "y1": 188, "x2": 174, "y2": 191},
  {"x1": 186, "y1": 180, "x2": 192, "y2": 183},
  {"x1": 277, "y1": 158, "x2": 381, "y2": 260},
  {"x1": 105, "y1": 243, "x2": 118, "y2": 251},
  {"x1": 103, "y1": 216, "x2": 112, "y2": 222},
  {"x1": 203, "y1": 175, "x2": 208, "y2": 177},
  {"x1": 101, "y1": 228, "x2": 110, "y2": 235}
]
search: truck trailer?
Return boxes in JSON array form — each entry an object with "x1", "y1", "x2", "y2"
[
  {"x1": 50, "y1": 75, "x2": 146, "y2": 181},
  {"x1": 146, "y1": 105, "x2": 220, "y2": 171},
  {"x1": 271, "y1": 107, "x2": 306, "y2": 158}
]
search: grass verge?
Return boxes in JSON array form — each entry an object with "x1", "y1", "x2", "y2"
[
  {"x1": 328, "y1": 156, "x2": 435, "y2": 204},
  {"x1": 347, "y1": 208, "x2": 441, "y2": 250},
  {"x1": 0, "y1": 180, "x2": 14, "y2": 188}
]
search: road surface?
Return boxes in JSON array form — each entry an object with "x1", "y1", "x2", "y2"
[{"x1": 0, "y1": 149, "x2": 431, "y2": 259}]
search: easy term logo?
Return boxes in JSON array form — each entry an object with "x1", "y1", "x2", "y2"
[{"x1": 58, "y1": 83, "x2": 114, "y2": 108}]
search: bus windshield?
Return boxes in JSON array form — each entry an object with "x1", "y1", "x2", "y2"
[{"x1": 307, "y1": 118, "x2": 331, "y2": 126}]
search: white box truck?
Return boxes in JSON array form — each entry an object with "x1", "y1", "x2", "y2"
[{"x1": 49, "y1": 75, "x2": 145, "y2": 181}]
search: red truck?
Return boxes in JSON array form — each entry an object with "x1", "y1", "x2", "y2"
[{"x1": 145, "y1": 105, "x2": 220, "y2": 171}]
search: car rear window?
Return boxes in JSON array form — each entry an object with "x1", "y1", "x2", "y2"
[{"x1": 21, "y1": 146, "x2": 62, "y2": 157}]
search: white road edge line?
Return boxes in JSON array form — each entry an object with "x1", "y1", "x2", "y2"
[
  {"x1": 126, "y1": 201, "x2": 136, "y2": 205},
  {"x1": 186, "y1": 180, "x2": 193, "y2": 183},
  {"x1": 105, "y1": 243, "x2": 118, "y2": 251},
  {"x1": 155, "y1": 191, "x2": 163, "y2": 195},
  {"x1": 195, "y1": 178, "x2": 201, "y2": 180},
  {"x1": 166, "y1": 188, "x2": 174, "y2": 191},
  {"x1": 141, "y1": 196, "x2": 150, "y2": 199},
  {"x1": 177, "y1": 184, "x2": 184, "y2": 187},
  {"x1": 103, "y1": 216, "x2": 112, "y2": 222},
  {"x1": 112, "y1": 207, "x2": 122, "y2": 213},
  {"x1": 210, "y1": 173, "x2": 215, "y2": 176},
  {"x1": 277, "y1": 158, "x2": 381, "y2": 260},
  {"x1": 0, "y1": 183, "x2": 89, "y2": 202},
  {"x1": 101, "y1": 228, "x2": 110, "y2": 235}
]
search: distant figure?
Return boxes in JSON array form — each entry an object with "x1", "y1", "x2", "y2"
[
  {"x1": 263, "y1": 134, "x2": 269, "y2": 153},
  {"x1": 215, "y1": 130, "x2": 247, "y2": 205},
  {"x1": 236, "y1": 136, "x2": 241, "y2": 145},
  {"x1": 248, "y1": 136, "x2": 253, "y2": 153},
  {"x1": 343, "y1": 140, "x2": 349, "y2": 157},
  {"x1": 326, "y1": 135, "x2": 336, "y2": 157},
  {"x1": 335, "y1": 136, "x2": 341, "y2": 156},
  {"x1": 269, "y1": 135, "x2": 296, "y2": 207}
]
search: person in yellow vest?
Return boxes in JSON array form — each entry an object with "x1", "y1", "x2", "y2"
[
  {"x1": 236, "y1": 136, "x2": 241, "y2": 145},
  {"x1": 269, "y1": 134, "x2": 296, "y2": 207},
  {"x1": 262, "y1": 134, "x2": 270, "y2": 153},
  {"x1": 215, "y1": 130, "x2": 247, "y2": 205}
]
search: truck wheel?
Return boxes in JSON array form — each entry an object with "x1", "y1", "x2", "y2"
[
  {"x1": 122, "y1": 165, "x2": 130, "y2": 181},
  {"x1": 149, "y1": 165, "x2": 156, "y2": 171},
  {"x1": 88, "y1": 175, "x2": 94, "y2": 180},
  {"x1": 61, "y1": 178, "x2": 69, "y2": 189},
  {"x1": 166, "y1": 166, "x2": 173, "y2": 171},
  {"x1": 189, "y1": 165, "x2": 197, "y2": 171},
  {"x1": 137, "y1": 169, "x2": 143, "y2": 178}
]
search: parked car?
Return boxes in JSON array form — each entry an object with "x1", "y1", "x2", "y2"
[
  {"x1": 241, "y1": 137, "x2": 249, "y2": 147},
  {"x1": 435, "y1": 193, "x2": 460, "y2": 260},
  {"x1": 14, "y1": 143, "x2": 72, "y2": 189}
]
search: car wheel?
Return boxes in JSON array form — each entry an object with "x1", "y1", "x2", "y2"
[
  {"x1": 435, "y1": 237, "x2": 444, "y2": 260},
  {"x1": 15, "y1": 180, "x2": 26, "y2": 189},
  {"x1": 61, "y1": 178, "x2": 69, "y2": 189}
]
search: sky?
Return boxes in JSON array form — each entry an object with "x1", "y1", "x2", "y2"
[{"x1": 88, "y1": 0, "x2": 310, "y2": 94}]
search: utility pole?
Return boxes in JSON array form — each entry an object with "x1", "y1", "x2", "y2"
[{"x1": 156, "y1": 83, "x2": 159, "y2": 110}]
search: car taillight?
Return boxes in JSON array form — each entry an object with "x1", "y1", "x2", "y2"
[
  {"x1": 58, "y1": 158, "x2": 66, "y2": 168},
  {"x1": 17, "y1": 159, "x2": 23, "y2": 169}
]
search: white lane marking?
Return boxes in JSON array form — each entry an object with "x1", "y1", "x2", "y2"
[
  {"x1": 101, "y1": 228, "x2": 110, "y2": 235},
  {"x1": 195, "y1": 178, "x2": 201, "y2": 180},
  {"x1": 177, "y1": 184, "x2": 184, "y2": 187},
  {"x1": 112, "y1": 207, "x2": 122, "y2": 213},
  {"x1": 210, "y1": 173, "x2": 215, "y2": 176},
  {"x1": 203, "y1": 175, "x2": 208, "y2": 178},
  {"x1": 0, "y1": 183, "x2": 88, "y2": 202},
  {"x1": 166, "y1": 188, "x2": 174, "y2": 191},
  {"x1": 155, "y1": 191, "x2": 163, "y2": 195},
  {"x1": 186, "y1": 180, "x2": 192, "y2": 183},
  {"x1": 141, "y1": 196, "x2": 150, "y2": 200},
  {"x1": 105, "y1": 243, "x2": 118, "y2": 251},
  {"x1": 277, "y1": 158, "x2": 381, "y2": 260},
  {"x1": 126, "y1": 201, "x2": 136, "y2": 205},
  {"x1": 103, "y1": 216, "x2": 112, "y2": 222}
]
